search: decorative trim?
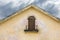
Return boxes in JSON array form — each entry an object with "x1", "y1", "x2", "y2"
[{"x1": 0, "y1": 5, "x2": 60, "y2": 24}]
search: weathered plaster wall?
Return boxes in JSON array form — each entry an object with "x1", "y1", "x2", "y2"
[{"x1": 0, "y1": 7, "x2": 60, "y2": 40}]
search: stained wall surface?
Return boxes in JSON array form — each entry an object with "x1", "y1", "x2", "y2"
[{"x1": 0, "y1": 7, "x2": 60, "y2": 40}]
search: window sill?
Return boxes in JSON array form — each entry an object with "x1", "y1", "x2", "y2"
[{"x1": 24, "y1": 29, "x2": 39, "y2": 32}]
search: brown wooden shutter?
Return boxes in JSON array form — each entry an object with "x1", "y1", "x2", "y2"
[{"x1": 28, "y1": 16, "x2": 35, "y2": 31}]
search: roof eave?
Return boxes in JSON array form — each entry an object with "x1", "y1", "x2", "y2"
[{"x1": 0, "y1": 5, "x2": 60, "y2": 24}]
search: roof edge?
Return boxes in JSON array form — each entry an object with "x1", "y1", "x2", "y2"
[
  {"x1": 30, "y1": 5, "x2": 60, "y2": 22},
  {"x1": 0, "y1": 5, "x2": 60, "y2": 24}
]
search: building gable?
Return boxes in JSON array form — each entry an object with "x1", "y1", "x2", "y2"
[{"x1": 0, "y1": 5, "x2": 60, "y2": 40}]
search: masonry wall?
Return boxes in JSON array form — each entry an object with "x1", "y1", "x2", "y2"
[{"x1": 0, "y1": 7, "x2": 60, "y2": 40}]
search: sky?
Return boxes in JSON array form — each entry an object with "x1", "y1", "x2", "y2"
[{"x1": 0, "y1": 0, "x2": 60, "y2": 20}]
